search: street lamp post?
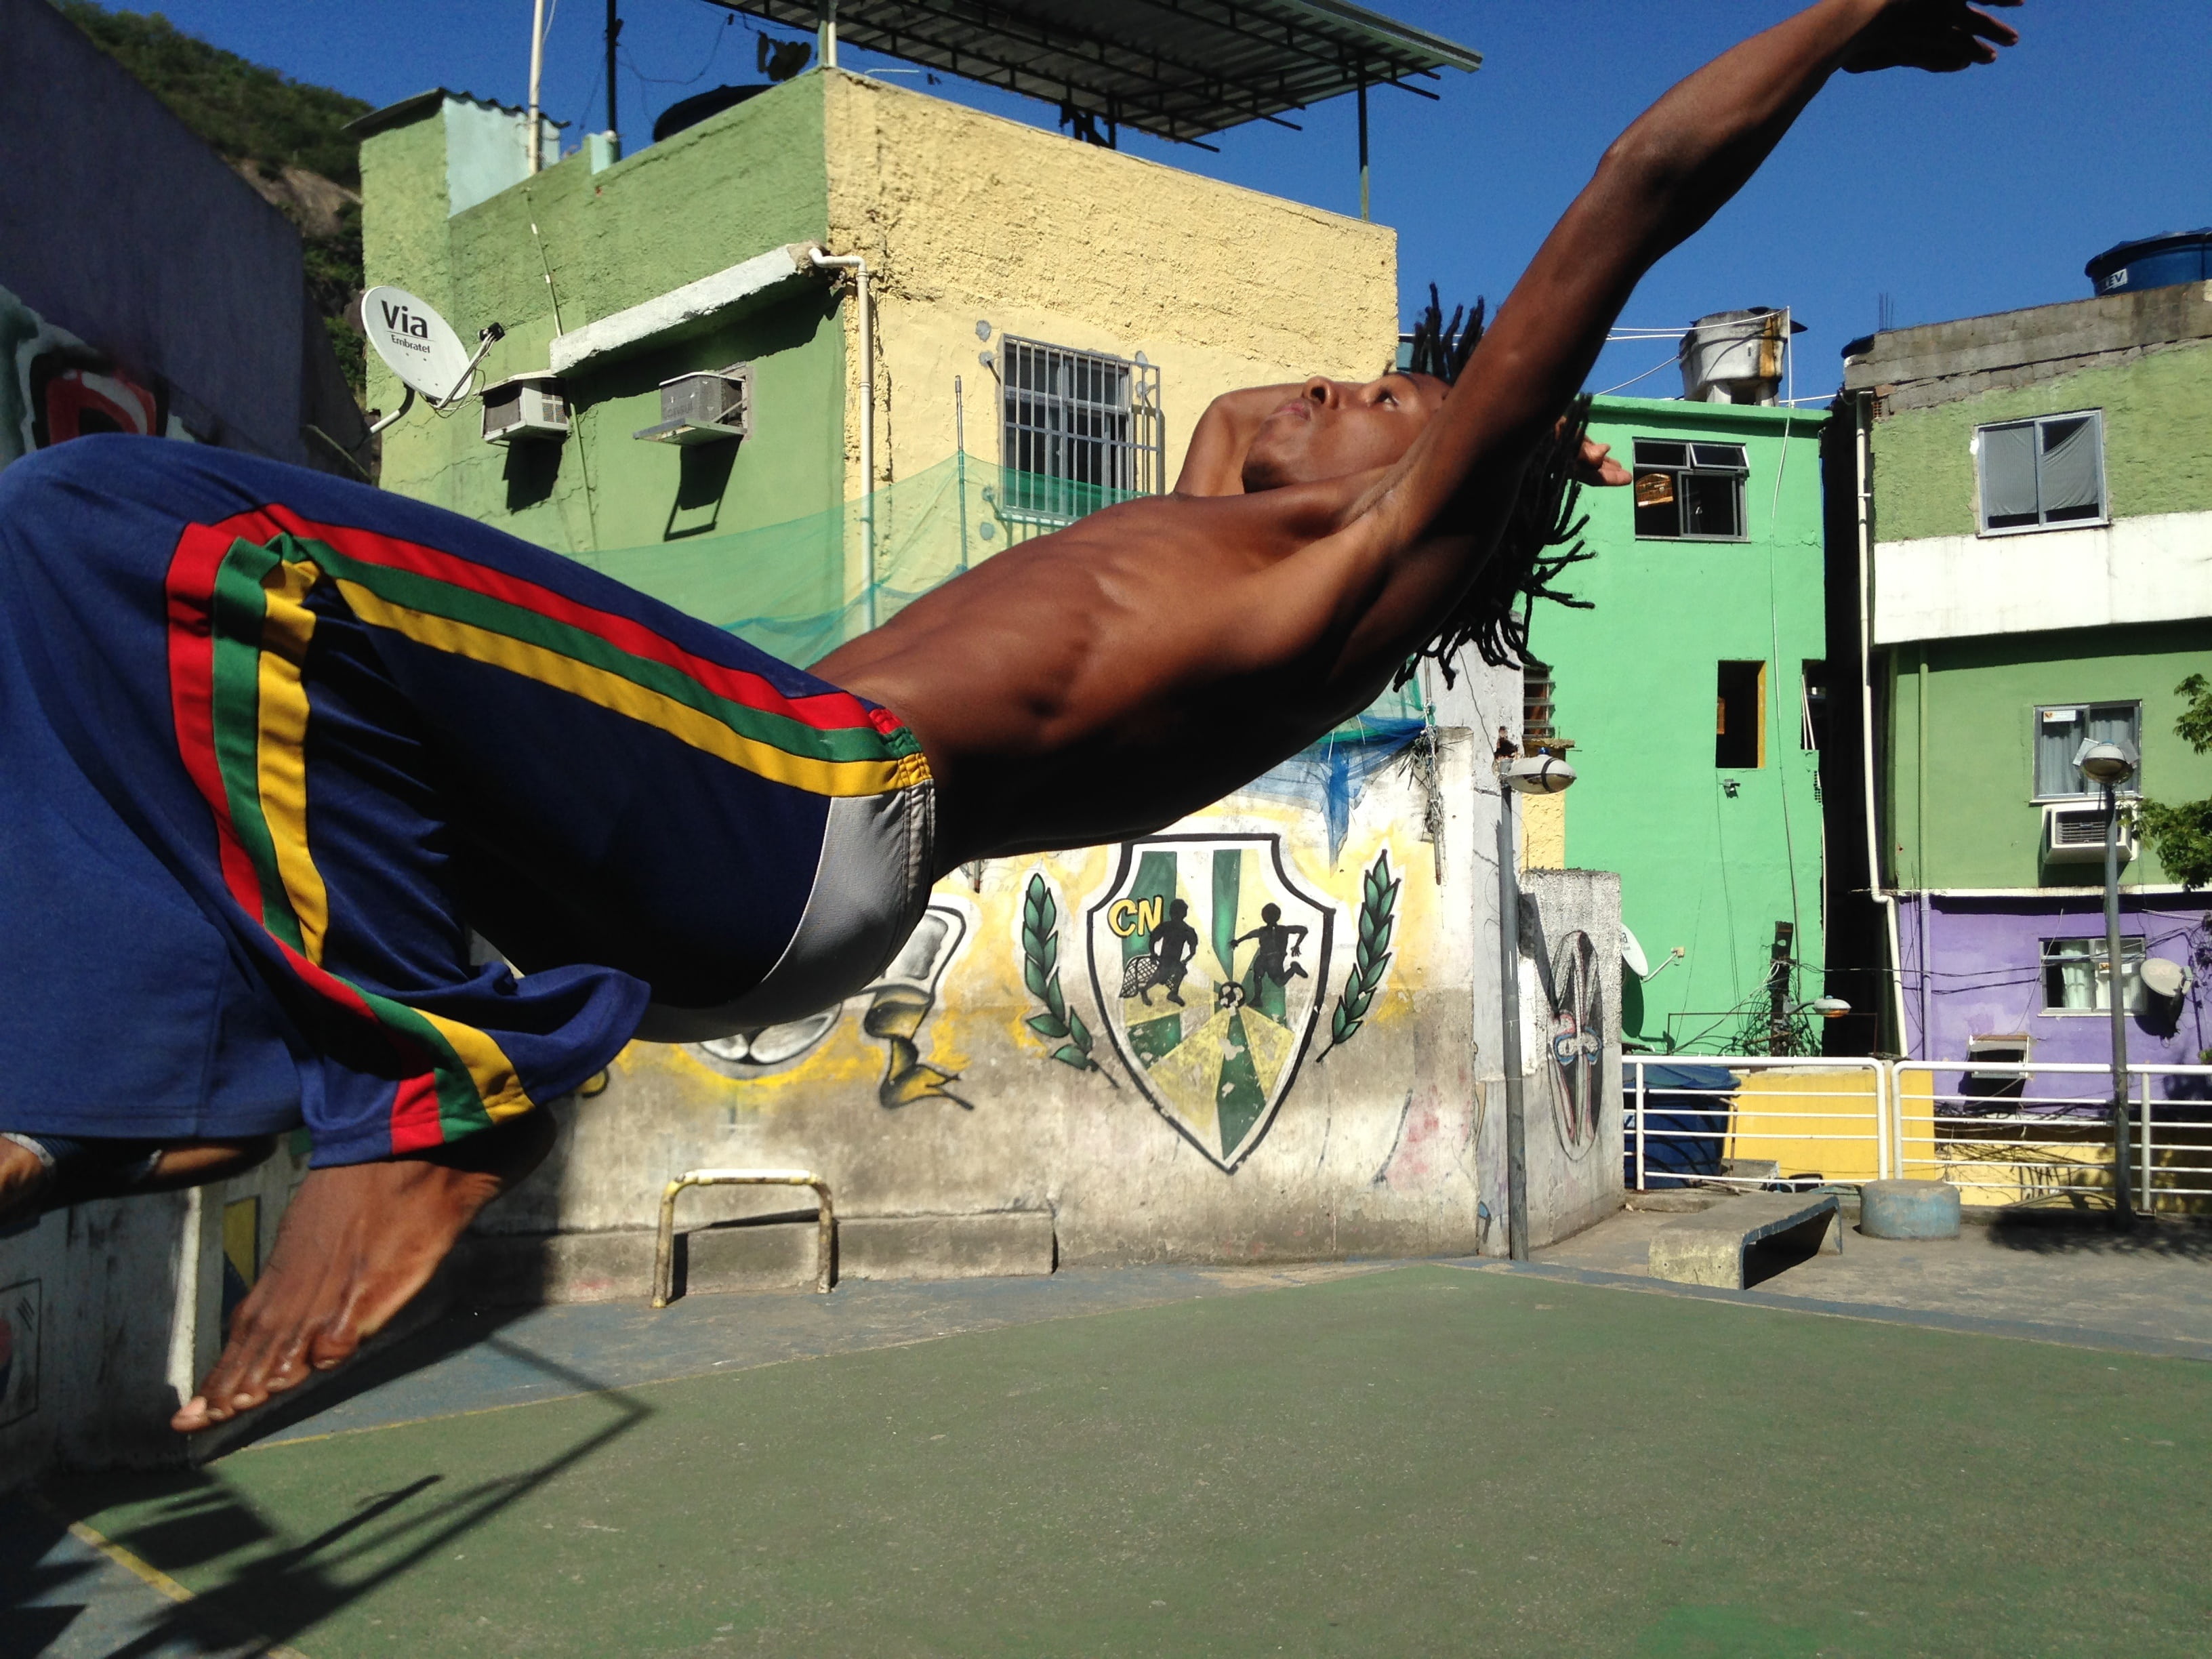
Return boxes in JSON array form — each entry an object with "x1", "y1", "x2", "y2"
[
  {"x1": 2078, "y1": 740, "x2": 2139, "y2": 1223},
  {"x1": 1496, "y1": 747, "x2": 1576, "y2": 1262}
]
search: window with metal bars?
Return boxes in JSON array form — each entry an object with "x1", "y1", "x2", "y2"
[
  {"x1": 1523, "y1": 659, "x2": 1559, "y2": 748},
  {"x1": 997, "y1": 337, "x2": 1163, "y2": 529}
]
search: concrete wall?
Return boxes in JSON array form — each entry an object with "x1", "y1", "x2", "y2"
[
  {"x1": 819, "y1": 71, "x2": 1398, "y2": 499},
  {"x1": 1528, "y1": 395, "x2": 1827, "y2": 1052},
  {"x1": 0, "y1": 0, "x2": 360, "y2": 469},
  {"x1": 475, "y1": 730, "x2": 1534, "y2": 1285},
  {"x1": 1517, "y1": 869, "x2": 1625, "y2": 1246},
  {"x1": 0, "y1": 1138, "x2": 313, "y2": 1479}
]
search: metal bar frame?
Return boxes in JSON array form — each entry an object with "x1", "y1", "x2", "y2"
[
  {"x1": 701, "y1": 0, "x2": 1468, "y2": 142},
  {"x1": 652, "y1": 1168, "x2": 836, "y2": 1307},
  {"x1": 1890, "y1": 1061, "x2": 2212, "y2": 1213},
  {"x1": 1623, "y1": 1054, "x2": 1891, "y2": 1193}
]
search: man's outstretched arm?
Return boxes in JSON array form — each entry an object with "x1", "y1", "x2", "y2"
[{"x1": 1313, "y1": 0, "x2": 2020, "y2": 669}]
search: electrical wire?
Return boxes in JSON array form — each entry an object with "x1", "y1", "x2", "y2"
[{"x1": 1595, "y1": 350, "x2": 1681, "y2": 396}]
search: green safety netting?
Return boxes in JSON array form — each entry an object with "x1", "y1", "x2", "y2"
[{"x1": 573, "y1": 450, "x2": 1430, "y2": 857}]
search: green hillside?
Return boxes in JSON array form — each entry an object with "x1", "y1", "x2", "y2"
[{"x1": 58, "y1": 1, "x2": 371, "y2": 391}]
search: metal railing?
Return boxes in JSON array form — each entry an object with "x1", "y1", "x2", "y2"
[
  {"x1": 1624, "y1": 1057, "x2": 2212, "y2": 1214},
  {"x1": 1625, "y1": 1055, "x2": 1889, "y2": 1193},
  {"x1": 1891, "y1": 1061, "x2": 2212, "y2": 1215}
]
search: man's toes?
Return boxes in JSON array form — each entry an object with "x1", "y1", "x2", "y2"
[{"x1": 305, "y1": 1315, "x2": 364, "y2": 1374}]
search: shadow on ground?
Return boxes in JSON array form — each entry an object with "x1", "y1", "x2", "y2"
[
  {"x1": 23, "y1": 1340, "x2": 651, "y2": 1657},
  {"x1": 1985, "y1": 1208, "x2": 2212, "y2": 1260}
]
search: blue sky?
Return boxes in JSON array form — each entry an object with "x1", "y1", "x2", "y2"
[{"x1": 152, "y1": 1, "x2": 2209, "y2": 396}]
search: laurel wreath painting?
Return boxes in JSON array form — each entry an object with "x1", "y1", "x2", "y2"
[
  {"x1": 1021, "y1": 873, "x2": 1111, "y2": 1081},
  {"x1": 1321, "y1": 847, "x2": 1399, "y2": 1060}
]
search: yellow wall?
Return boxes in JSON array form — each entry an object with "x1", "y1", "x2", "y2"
[
  {"x1": 821, "y1": 71, "x2": 1400, "y2": 504},
  {"x1": 1520, "y1": 793, "x2": 1566, "y2": 871},
  {"x1": 1726, "y1": 1068, "x2": 1887, "y2": 1184}
]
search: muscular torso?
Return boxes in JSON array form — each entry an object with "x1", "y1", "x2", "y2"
[{"x1": 813, "y1": 472, "x2": 1400, "y2": 869}]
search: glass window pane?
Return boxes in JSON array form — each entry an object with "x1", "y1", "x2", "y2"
[
  {"x1": 2087, "y1": 702, "x2": 2142, "y2": 793},
  {"x1": 1681, "y1": 471, "x2": 1741, "y2": 537},
  {"x1": 2034, "y1": 708, "x2": 2084, "y2": 796},
  {"x1": 1633, "y1": 440, "x2": 1687, "y2": 468},
  {"x1": 1692, "y1": 443, "x2": 1747, "y2": 470},
  {"x1": 1980, "y1": 422, "x2": 2039, "y2": 528},
  {"x1": 2039, "y1": 414, "x2": 2102, "y2": 520}
]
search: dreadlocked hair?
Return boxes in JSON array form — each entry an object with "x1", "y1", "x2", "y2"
[{"x1": 1390, "y1": 285, "x2": 1597, "y2": 689}]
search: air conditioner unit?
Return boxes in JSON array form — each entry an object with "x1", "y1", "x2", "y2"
[
  {"x1": 480, "y1": 372, "x2": 570, "y2": 444},
  {"x1": 2043, "y1": 801, "x2": 2135, "y2": 865},
  {"x1": 633, "y1": 363, "x2": 752, "y2": 445}
]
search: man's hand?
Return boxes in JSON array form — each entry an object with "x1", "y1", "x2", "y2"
[
  {"x1": 1576, "y1": 437, "x2": 1632, "y2": 488},
  {"x1": 1841, "y1": 0, "x2": 2020, "y2": 75}
]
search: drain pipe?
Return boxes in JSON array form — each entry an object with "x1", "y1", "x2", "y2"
[
  {"x1": 1853, "y1": 390, "x2": 1909, "y2": 1055},
  {"x1": 811, "y1": 247, "x2": 875, "y2": 628},
  {"x1": 526, "y1": 0, "x2": 548, "y2": 175}
]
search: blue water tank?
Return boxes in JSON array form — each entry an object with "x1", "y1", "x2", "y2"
[{"x1": 2085, "y1": 230, "x2": 2212, "y2": 297}]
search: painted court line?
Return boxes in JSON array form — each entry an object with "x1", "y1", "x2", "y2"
[
  {"x1": 22, "y1": 1488, "x2": 312, "y2": 1659},
  {"x1": 1452, "y1": 1257, "x2": 2212, "y2": 1362}
]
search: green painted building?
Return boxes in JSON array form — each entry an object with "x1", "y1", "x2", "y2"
[{"x1": 1524, "y1": 394, "x2": 1829, "y2": 1054}]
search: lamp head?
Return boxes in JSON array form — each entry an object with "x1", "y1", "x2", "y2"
[
  {"x1": 1503, "y1": 755, "x2": 1576, "y2": 796},
  {"x1": 1807, "y1": 996, "x2": 1851, "y2": 1019},
  {"x1": 2076, "y1": 739, "x2": 2137, "y2": 787}
]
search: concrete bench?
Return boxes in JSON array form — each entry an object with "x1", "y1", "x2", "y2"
[{"x1": 1647, "y1": 1191, "x2": 1842, "y2": 1290}]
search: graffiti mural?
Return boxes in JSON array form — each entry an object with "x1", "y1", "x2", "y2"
[
  {"x1": 1544, "y1": 928, "x2": 1605, "y2": 1157},
  {"x1": 1086, "y1": 835, "x2": 1332, "y2": 1171},
  {"x1": 695, "y1": 901, "x2": 971, "y2": 1107},
  {"x1": 1021, "y1": 874, "x2": 1108, "y2": 1080},
  {"x1": 1, "y1": 283, "x2": 178, "y2": 472},
  {"x1": 1321, "y1": 847, "x2": 1400, "y2": 1060},
  {"x1": 0, "y1": 1278, "x2": 37, "y2": 1428}
]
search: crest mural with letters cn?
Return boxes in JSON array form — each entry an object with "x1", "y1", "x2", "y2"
[{"x1": 1088, "y1": 835, "x2": 1332, "y2": 1170}]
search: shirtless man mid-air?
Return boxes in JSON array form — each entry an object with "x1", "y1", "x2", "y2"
[{"x1": 0, "y1": 0, "x2": 2018, "y2": 1433}]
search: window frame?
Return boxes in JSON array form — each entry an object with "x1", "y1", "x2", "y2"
[
  {"x1": 1631, "y1": 437, "x2": 1750, "y2": 543},
  {"x1": 1715, "y1": 659, "x2": 1767, "y2": 771},
  {"x1": 2039, "y1": 935, "x2": 2147, "y2": 1017},
  {"x1": 996, "y1": 335, "x2": 1164, "y2": 531},
  {"x1": 1973, "y1": 409, "x2": 2109, "y2": 538},
  {"x1": 2030, "y1": 701, "x2": 2142, "y2": 802}
]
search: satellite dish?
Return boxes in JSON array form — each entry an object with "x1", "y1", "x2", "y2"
[
  {"x1": 2140, "y1": 957, "x2": 2190, "y2": 1000},
  {"x1": 362, "y1": 285, "x2": 479, "y2": 405},
  {"x1": 1619, "y1": 923, "x2": 1651, "y2": 981}
]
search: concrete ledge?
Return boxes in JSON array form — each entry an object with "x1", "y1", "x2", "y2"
[
  {"x1": 1647, "y1": 1193, "x2": 1842, "y2": 1290},
  {"x1": 547, "y1": 243, "x2": 822, "y2": 375},
  {"x1": 456, "y1": 1210, "x2": 1056, "y2": 1306}
]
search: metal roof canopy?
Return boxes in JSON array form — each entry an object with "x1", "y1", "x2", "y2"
[{"x1": 699, "y1": 0, "x2": 1481, "y2": 148}]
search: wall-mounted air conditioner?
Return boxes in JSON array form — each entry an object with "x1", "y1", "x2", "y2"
[
  {"x1": 2043, "y1": 801, "x2": 2134, "y2": 865},
  {"x1": 634, "y1": 363, "x2": 752, "y2": 445},
  {"x1": 481, "y1": 372, "x2": 570, "y2": 444}
]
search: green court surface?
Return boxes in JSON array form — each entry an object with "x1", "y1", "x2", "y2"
[{"x1": 49, "y1": 1267, "x2": 2212, "y2": 1657}]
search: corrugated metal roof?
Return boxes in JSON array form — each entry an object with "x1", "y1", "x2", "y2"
[{"x1": 704, "y1": 0, "x2": 1479, "y2": 146}]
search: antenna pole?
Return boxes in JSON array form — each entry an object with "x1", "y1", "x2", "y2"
[
  {"x1": 819, "y1": 0, "x2": 838, "y2": 69},
  {"x1": 527, "y1": 0, "x2": 548, "y2": 174},
  {"x1": 1356, "y1": 74, "x2": 1370, "y2": 222},
  {"x1": 605, "y1": 1, "x2": 621, "y2": 139}
]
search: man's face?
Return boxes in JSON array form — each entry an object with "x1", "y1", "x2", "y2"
[{"x1": 1240, "y1": 371, "x2": 1448, "y2": 492}]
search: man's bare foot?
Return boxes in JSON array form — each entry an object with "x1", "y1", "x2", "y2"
[
  {"x1": 0, "y1": 1134, "x2": 275, "y2": 1225},
  {"x1": 0, "y1": 1137, "x2": 54, "y2": 1223},
  {"x1": 170, "y1": 1111, "x2": 555, "y2": 1434}
]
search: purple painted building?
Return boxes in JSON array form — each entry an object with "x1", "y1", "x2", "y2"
[{"x1": 1897, "y1": 893, "x2": 2209, "y2": 1110}]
